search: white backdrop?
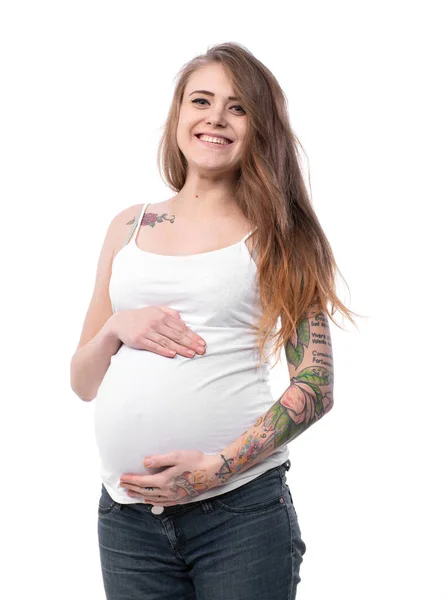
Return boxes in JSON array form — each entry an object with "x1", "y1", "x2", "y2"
[{"x1": 1, "y1": 1, "x2": 445, "y2": 598}]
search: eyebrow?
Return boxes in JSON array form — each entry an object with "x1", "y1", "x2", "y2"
[{"x1": 188, "y1": 90, "x2": 240, "y2": 101}]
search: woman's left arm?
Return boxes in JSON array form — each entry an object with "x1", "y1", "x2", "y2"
[
  {"x1": 207, "y1": 303, "x2": 335, "y2": 485},
  {"x1": 120, "y1": 304, "x2": 335, "y2": 502}
]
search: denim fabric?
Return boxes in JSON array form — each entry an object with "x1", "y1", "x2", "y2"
[{"x1": 97, "y1": 460, "x2": 306, "y2": 599}]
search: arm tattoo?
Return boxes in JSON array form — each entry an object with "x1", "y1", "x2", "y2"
[{"x1": 214, "y1": 307, "x2": 335, "y2": 483}]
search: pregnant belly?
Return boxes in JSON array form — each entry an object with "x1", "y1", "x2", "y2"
[{"x1": 93, "y1": 345, "x2": 268, "y2": 479}]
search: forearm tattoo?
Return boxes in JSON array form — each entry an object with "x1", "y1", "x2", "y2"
[{"x1": 215, "y1": 307, "x2": 335, "y2": 482}]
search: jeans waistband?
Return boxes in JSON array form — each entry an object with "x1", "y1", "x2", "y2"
[{"x1": 145, "y1": 459, "x2": 291, "y2": 516}]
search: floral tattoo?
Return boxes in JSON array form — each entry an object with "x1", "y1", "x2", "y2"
[{"x1": 126, "y1": 209, "x2": 175, "y2": 228}]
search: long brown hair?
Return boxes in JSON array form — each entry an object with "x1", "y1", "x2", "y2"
[{"x1": 157, "y1": 42, "x2": 362, "y2": 369}]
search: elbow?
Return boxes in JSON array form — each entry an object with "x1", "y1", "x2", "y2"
[
  {"x1": 71, "y1": 385, "x2": 95, "y2": 403},
  {"x1": 80, "y1": 394, "x2": 96, "y2": 403},
  {"x1": 322, "y1": 391, "x2": 334, "y2": 414},
  {"x1": 70, "y1": 373, "x2": 97, "y2": 402},
  {"x1": 70, "y1": 360, "x2": 97, "y2": 402}
]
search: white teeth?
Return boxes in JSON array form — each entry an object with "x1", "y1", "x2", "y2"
[{"x1": 197, "y1": 134, "x2": 231, "y2": 145}]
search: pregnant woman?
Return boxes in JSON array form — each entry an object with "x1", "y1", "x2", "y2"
[{"x1": 71, "y1": 42, "x2": 357, "y2": 600}]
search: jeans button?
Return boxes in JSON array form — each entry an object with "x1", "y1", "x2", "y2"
[{"x1": 150, "y1": 505, "x2": 165, "y2": 514}]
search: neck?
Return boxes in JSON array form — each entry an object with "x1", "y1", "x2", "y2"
[
  {"x1": 171, "y1": 171, "x2": 240, "y2": 219},
  {"x1": 170, "y1": 193, "x2": 239, "y2": 220}
]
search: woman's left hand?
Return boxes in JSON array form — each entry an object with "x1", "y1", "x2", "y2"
[{"x1": 119, "y1": 450, "x2": 221, "y2": 506}]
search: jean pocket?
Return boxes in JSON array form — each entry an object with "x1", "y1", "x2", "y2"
[
  {"x1": 98, "y1": 484, "x2": 119, "y2": 515},
  {"x1": 278, "y1": 464, "x2": 288, "y2": 486},
  {"x1": 282, "y1": 483, "x2": 299, "y2": 520},
  {"x1": 213, "y1": 466, "x2": 285, "y2": 514}
]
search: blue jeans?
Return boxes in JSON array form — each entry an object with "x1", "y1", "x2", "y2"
[{"x1": 97, "y1": 460, "x2": 306, "y2": 599}]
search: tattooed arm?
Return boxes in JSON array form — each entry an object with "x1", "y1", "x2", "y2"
[{"x1": 209, "y1": 304, "x2": 335, "y2": 485}]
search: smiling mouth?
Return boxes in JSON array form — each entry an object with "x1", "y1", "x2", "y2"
[{"x1": 195, "y1": 135, "x2": 234, "y2": 148}]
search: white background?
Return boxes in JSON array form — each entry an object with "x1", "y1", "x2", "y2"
[{"x1": 1, "y1": 1, "x2": 445, "y2": 598}]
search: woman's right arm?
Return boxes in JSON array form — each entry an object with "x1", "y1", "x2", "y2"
[
  {"x1": 70, "y1": 315, "x2": 121, "y2": 402},
  {"x1": 70, "y1": 203, "x2": 208, "y2": 402},
  {"x1": 70, "y1": 204, "x2": 139, "y2": 402}
]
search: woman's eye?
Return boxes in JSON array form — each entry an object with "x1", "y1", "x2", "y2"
[
  {"x1": 192, "y1": 98, "x2": 209, "y2": 106},
  {"x1": 192, "y1": 98, "x2": 208, "y2": 103},
  {"x1": 191, "y1": 98, "x2": 245, "y2": 114}
]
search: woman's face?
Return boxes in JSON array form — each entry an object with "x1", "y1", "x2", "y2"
[{"x1": 176, "y1": 62, "x2": 248, "y2": 177}]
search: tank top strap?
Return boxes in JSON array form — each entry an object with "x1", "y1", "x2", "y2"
[
  {"x1": 125, "y1": 202, "x2": 151, "y2": 245},
  {"x1": 241, "y1": 226, "x2": 258, "y2": 243}
]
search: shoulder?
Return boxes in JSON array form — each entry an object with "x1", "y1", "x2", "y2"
[
  {"x1": 118, "y1": 202, "x2": 146, "y2": 224},
  {"x1": 108, "y1": 203, "x2": 145, "y2": 258}
]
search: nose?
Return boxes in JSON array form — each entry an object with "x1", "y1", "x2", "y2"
[{"x1": 205, "y1": 103, "x2": 227, "y2": 128}]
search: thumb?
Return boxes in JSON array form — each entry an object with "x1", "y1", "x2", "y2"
[{"x1": 143, "y1": 452, "x2": 176, "y2": 468}]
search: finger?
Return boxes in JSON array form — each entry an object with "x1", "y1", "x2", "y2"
[
  {"x1": 160, "y1": 307, "x2": 182, "y2": 319},
  {"x1": 145, "y1": 500, "x2": 181, "y2": 507},
  {"x1": 146, "y1": 329, "x2": 205, "y2": 358},
  {"x1": 143, "y1": 493, "x2": 188, "y2": 507},
  {"x1": 138, "y1": 490, "x2": 181, "y2": 507},
  {"x1": 162, "y1": 315, "x2": 188, "y2": 333},
  {"x1": 127, "y1": 490, "x2": 177, "y2": 505},
  {"x1": 123, "y1": 482, "x2": 167, "y2": 498},
  {"x1": 158, "y1": 322, "x2": 206, "y2": 351},
  {"x1": 162, "y1": 316, "x2": 207, "y2": 346},
  {"x1": 141, "y1": 332, "x2": 191, "y2": 358},
  {"x1": 121, "y1": 477, "x2": 163, "y2": 491},
  {"x1": 125, "y1": 483, "x2": 197, "y2": 506},
  {"x1": 139, "y1": 336, "x2": 179, "y2": 358}
]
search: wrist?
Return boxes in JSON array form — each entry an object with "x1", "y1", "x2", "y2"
[
  {"x1": 205, "y1": 452, "x2": 232, "y2": 488},
  {"x1": 103, "y1": 313, "x2": 119, "y2": 341},
  {"x1": 100, "y1": 314, "x2": 122, "y2": 354}
]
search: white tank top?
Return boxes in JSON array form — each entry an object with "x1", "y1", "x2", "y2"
[{"x1": 94, "y1": 202, "x2": 289, "y2": 504}]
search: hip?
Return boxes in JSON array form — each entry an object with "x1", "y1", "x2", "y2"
[{"x1": 98, "y1": 459, "x2": 306, "y2": 597}]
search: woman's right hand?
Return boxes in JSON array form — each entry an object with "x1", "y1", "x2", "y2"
[{"x1": 110, "y1": 306, "x2": 206, "y2": 358}]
